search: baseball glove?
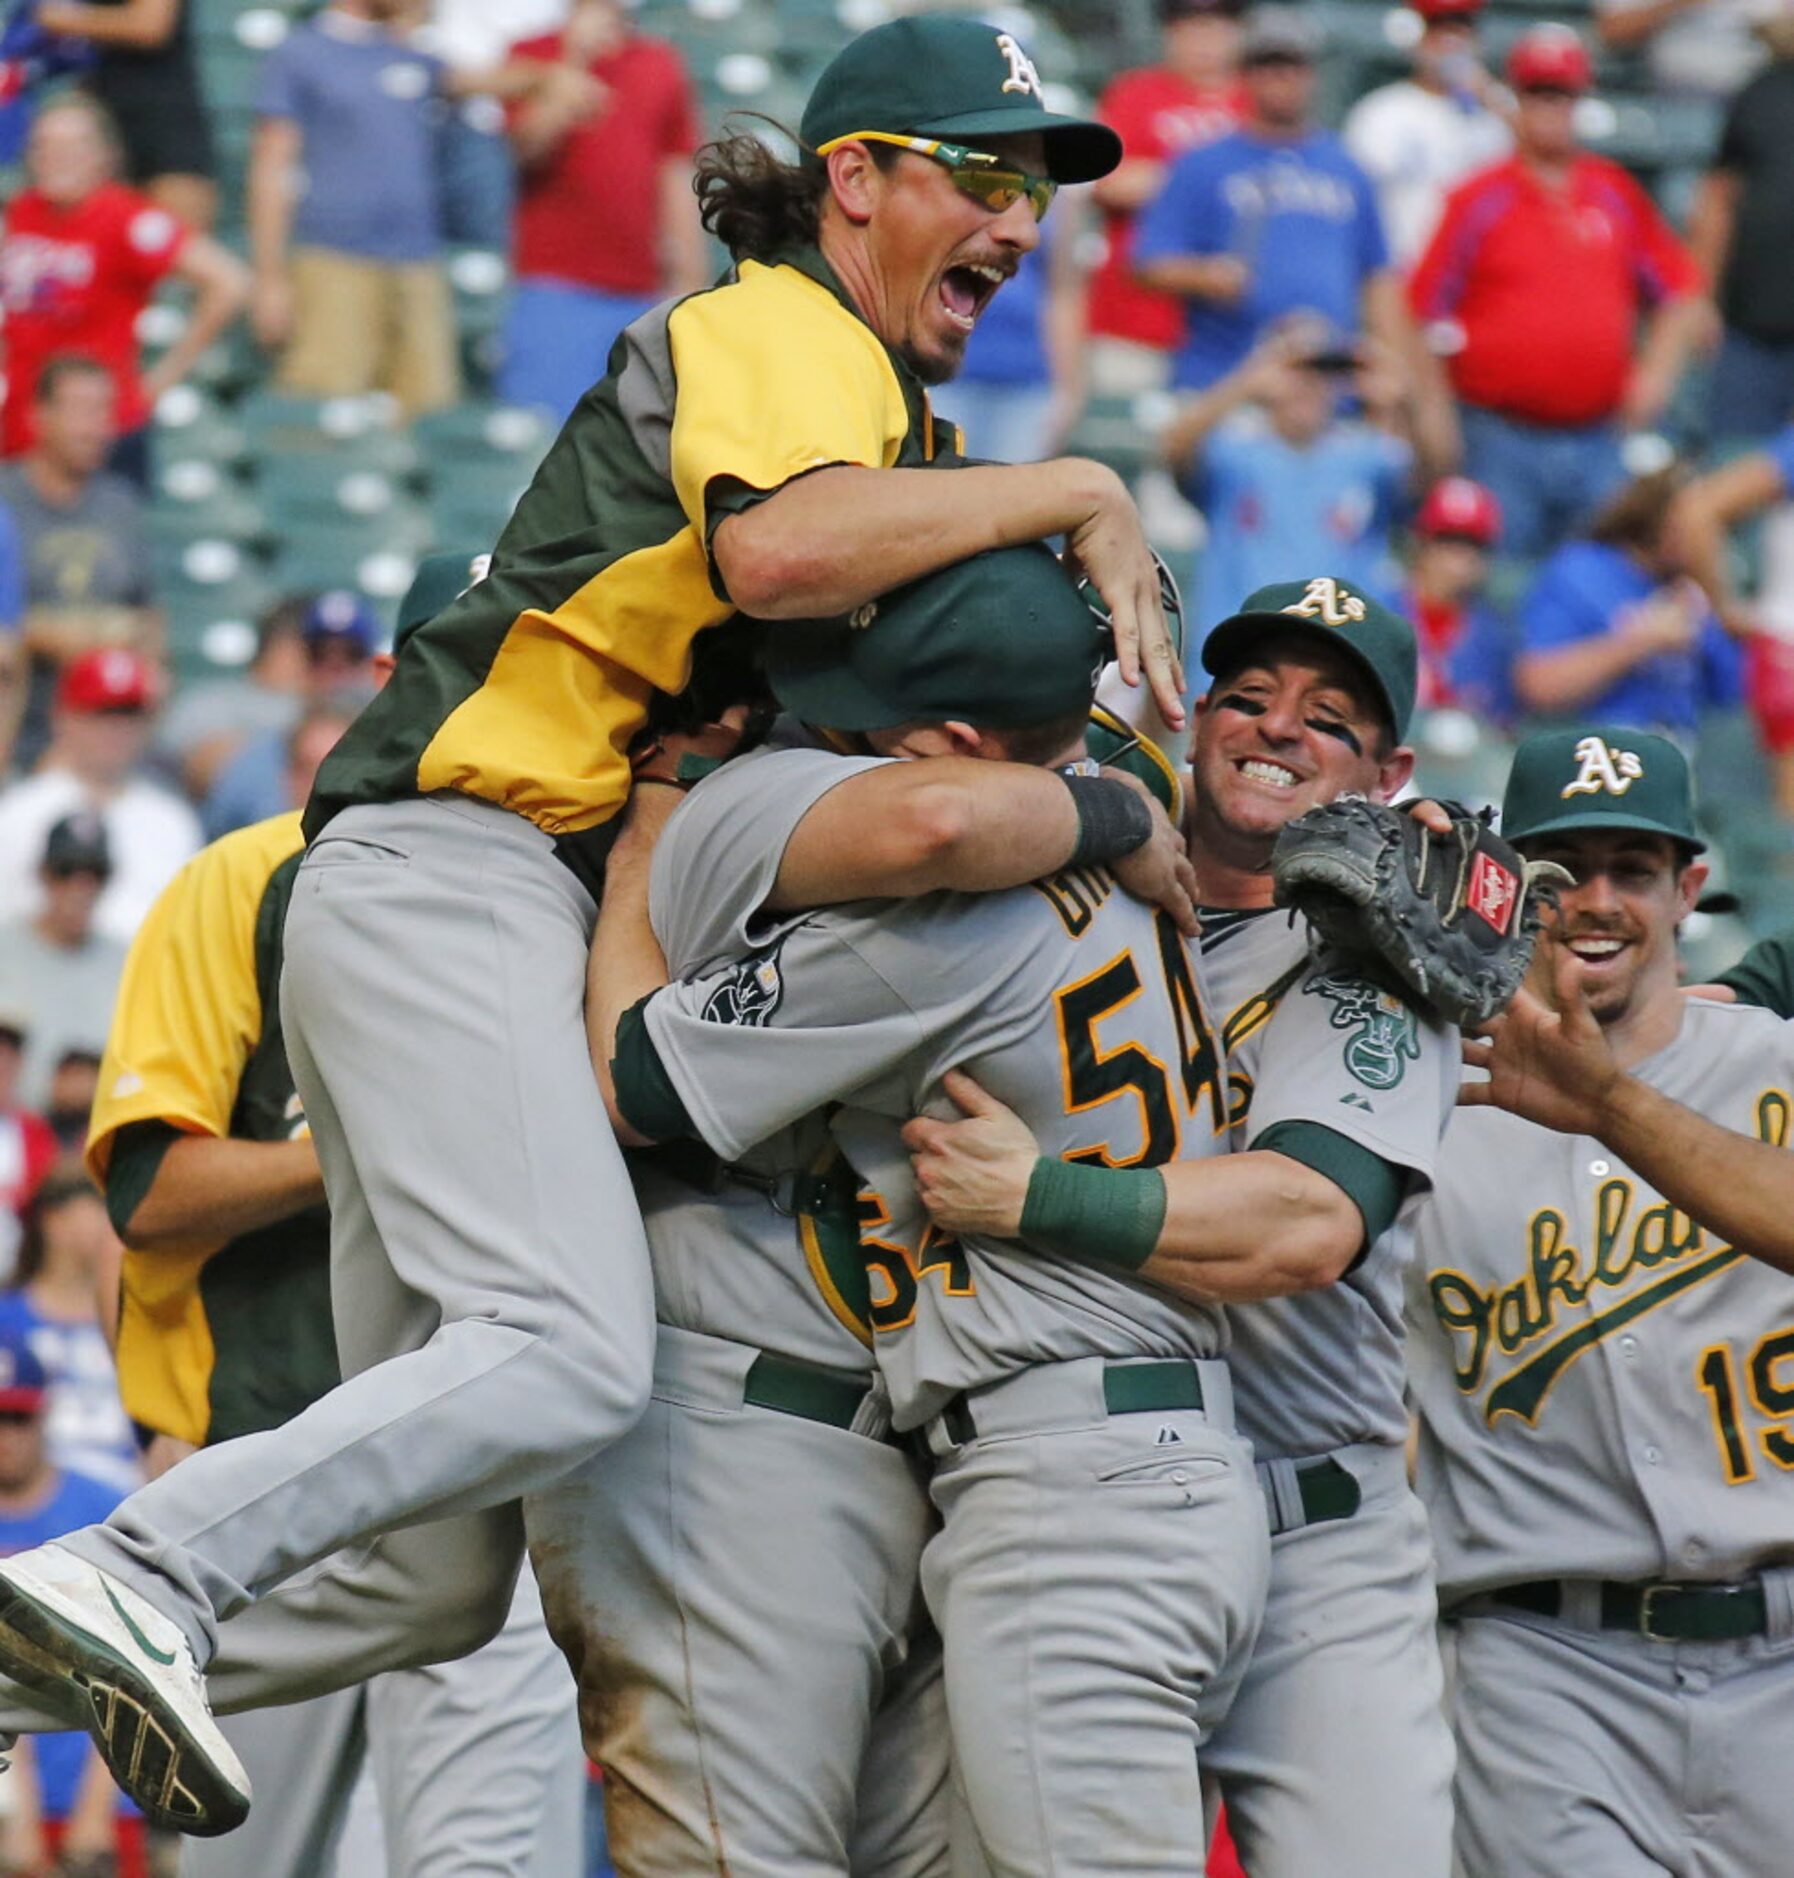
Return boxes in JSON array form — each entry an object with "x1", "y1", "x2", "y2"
[{"x1": 1269, "y1": 797, "x2": 1571, "y2": 1028}]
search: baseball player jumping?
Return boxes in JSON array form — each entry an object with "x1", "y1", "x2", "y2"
[
  {"x1": 0, "y1": 15, "x2": 1188, "y2": 1835},
  {"x1": 1411, "y1": 726, "x2": 1794, "y2": 1877},
  {"x1": 906, "y1": 576, "x2": 1463, "y2": 1877}
]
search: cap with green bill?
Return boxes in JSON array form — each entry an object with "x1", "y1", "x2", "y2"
[
  {"x1": 800, "y1": 14, "x2": 1121, "y2": 184},
  {"x1": 764, "y1": 542, "x2": 1107, "y2": 733},
  {"x1": 1499, "y1": 727, "x2": 1705, "y2": 852},
  {"x1": 1199, "y1": 575, "x2": 1418, "y2": 743}
]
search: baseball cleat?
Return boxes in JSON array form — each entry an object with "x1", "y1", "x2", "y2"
[{"x1": 0, "y1": 1545, "x2": 249, "y2": 1836}]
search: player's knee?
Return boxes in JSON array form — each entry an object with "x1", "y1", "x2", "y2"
[{"x1": 533, "y1": 1321, "x2": 654, "y2": 1459}]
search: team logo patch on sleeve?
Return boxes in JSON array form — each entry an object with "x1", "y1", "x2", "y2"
[
  {"x1": 1304, "y1": 967, "x2": 1420, "y2": 1091},
  {"x1": 700, "y1": 945, "x2": 785, "y2": 1028}
]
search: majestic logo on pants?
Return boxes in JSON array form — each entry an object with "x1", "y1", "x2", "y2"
[{"x1": 1561, "y1": 736, "x2": 1643, "y2": 799}]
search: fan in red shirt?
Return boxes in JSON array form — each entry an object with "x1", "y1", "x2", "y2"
[
  {"x1": 0, "y1": 95, "x2": 245, "y2": 480},
  {"x1": 498, "y1": 0, "x2": 707, "y2": 420},
  {"x1": 1088, "y1": 0, "x2": 1247, "y2": 392},
  {"x1": 0, "y1": 1015, "x2": 54, "y2": 1273},
  {"x1": 1408, "y1": 25, "x2": 1707, "y2": 559}
]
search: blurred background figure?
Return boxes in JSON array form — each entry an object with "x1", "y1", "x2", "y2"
[
  {"x1": 202, "y1": 590, "x2": 377, "y2": 838},
  {"x1": 1594, "y1": 0, "x2": 1765, "y2": 98},
  {"x1": 1161, "y1": 315, "x2": 1414, "y2": 626},
  {"x1": 1513, "y1": 463, "x2": 1743, "y2": 736},
  {"x1": 1672, "y1": 421, "x2": 1794, "y2": 813},
  {"x1": 1134, "y1": 7, "x2": 1396, "y2": 390},
  {"x1": 1403, "y1": 474, "x2": 1513, "y2": 718},
  {"x1": 1410, "y1": 24, "x2": 1706, "y2": 562},
  {"x1": 937, "y1": 210, "x2": 1089, "y2": 465},
  {"x1": 1343, "y1": 0, "x2": 1512, "y2": 265},
  {"x1": 248, "y1": 0, "x2": 459, "y2": 417},
  {"x1": 0, "y1": 1321, "x2": 142, "y2": 1878},
  {"x1": 498, "y1": 0, "x2": 705, "y2": 421},
  {"x1": 1087, "y1": 0, "x2": 1246, "y2": 399},
  {"x1": 39, "y1": 1048, "x2": 100, "y2": 1158},
  {"x1": 155, "y1": 593, "x2": 313, "y2": 803},
  {"x1": 38, "y1": 0, "x2": 217, "y2": 231},
  {"x1": 0, "y1": 93, "x2": 246, "y2": 484},
  {"x1": 1688, "y1": 1, "x2": 1794, "y2": 446},
  {"x1": 0, "y1": 353, "x2": 159, "y2": 775},
  {"x1": 0, "y1": 813, "x2": 126, "y2": 1113},
  {"x1": 0, "y1": 647, "x2": 200, "y2": 942},
  {"x1": 0, "y1": 1162, "x2": 136, "y2": 1493},
  {"x1": 0, "y1": 1018, "x2": 54, "y2": 1279}
]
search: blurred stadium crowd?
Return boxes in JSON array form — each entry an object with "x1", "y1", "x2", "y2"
[{"x1": 0, "y1": 0, "x2": 1786, "y2": 1868}]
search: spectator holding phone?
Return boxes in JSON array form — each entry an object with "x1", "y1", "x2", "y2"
[{"x1": 1160, "y1": 315, "x2": 1414, "y2": 628}]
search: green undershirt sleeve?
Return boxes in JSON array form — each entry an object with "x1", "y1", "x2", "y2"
[
  {"x1": 1252, "y1": 1120, "x2": 1407, "y2": 1268},
  {"x1": 611, "y1": 996, "x2": 697, "y2": 1144},
  {"x1": 1712, "y1": 928, "x2": 1794, "y2": 1019},
  {"x1": 104, "y1": 1119, "x2": 182, "y2": 1240}
]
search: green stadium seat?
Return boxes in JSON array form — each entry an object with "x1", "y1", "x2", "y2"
[
  {"x1": 238, "y1": 391, "x2": 422, "y2": 479},
  {"x1": 411, "y1": 403, "x2": 554, "y2": 471},
  {"x1": 268, "y1": 509, "x2": 434, "y2": 596},
  {"x1": 152, "y1": 459, "x2": 268, "y2": 547}
]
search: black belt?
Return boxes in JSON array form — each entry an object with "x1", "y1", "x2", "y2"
[
  {"x1": 938, "y1": 1358, "x2": 1208, "y2": 1447},
  {"x1": 741, "y1": 1350, "x2": 907, "y2": 1448},
  {"x1": 1487, "y1": 1578, "x2": 1768, "y2": 1643},
  {"x1": 1294, "y1": 1456, "x2": 1361, "y2": 1527}
]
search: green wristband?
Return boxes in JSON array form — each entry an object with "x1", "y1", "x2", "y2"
[{"x1": 1019, "y1": 1156, "x2": 1167, "y2": 1272}]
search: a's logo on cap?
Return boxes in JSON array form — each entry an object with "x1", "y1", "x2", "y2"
[
  {"x1": 995, "y1": 32, "x2": 1044, "y2": 98},
  {"x1": 1561, "y1": 735, "x2": 1643, "y2": 800},
  {"x1": 1284, "y1": 577, "x2": 1367, "y2": 629}
]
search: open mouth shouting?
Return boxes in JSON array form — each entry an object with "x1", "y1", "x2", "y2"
[{"x1": 938, "y1": 259, "x2": 1009, "y2": 334}]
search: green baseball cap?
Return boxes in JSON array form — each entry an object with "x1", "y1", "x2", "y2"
[
  {"x1": 1200, "y1": 576, "x2": 1418, "y2": 742},
  {"x1": 394, "y1": 550, "x2": 489, "y2": 655},
  {"x1": 1500, "y1": 727, "x2": 1705, "y2": 852},
  {"x1": 766, "y1": 543, "x2": 1106, "y2": 732},
  {"x1": 1088, "y1": 702, "x2": 1182, "y2": 819},
  {"x1": 800, "y1": 15, "x2": 1121, "y2": 185}
]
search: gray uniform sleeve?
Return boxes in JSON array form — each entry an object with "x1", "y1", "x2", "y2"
[
  {"x1": 648, "y1": 746, "x2": 894, "y2": 974},
  {"x1": 1246, "y1": 957, "x2": 1456, "y2": 1187},
  {"x1": 641, "y1": 919, "x2": 927, "y2": 1161}
]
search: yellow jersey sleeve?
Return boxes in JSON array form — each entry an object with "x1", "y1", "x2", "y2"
[
  {"x1": 86, "y1": 812, "x2": 305, "y2": 1184},
  {"x1": 666, "y1": 260, "x2": 911, "y2": 540}
]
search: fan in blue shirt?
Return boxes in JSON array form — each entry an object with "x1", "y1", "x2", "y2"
[
  {"x1": 1163, "y1": 319, "x2": 1412, "y2": 634},
  {"x1": 1133, "y1": 10, "x2": 1391, "y2": 390},
  {"x1": 1514, "y1": 468, "x2": 1743, "y2": 738},
  {"x1": 0, "y1": 1326, "x2": 132, "y2": 1830}
]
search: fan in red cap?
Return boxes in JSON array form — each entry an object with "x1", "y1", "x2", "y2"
[
  {"x1": 0, "y1": 642, "x2": 200, "y2": 945},
  {"x1": 1342, "y1": 0, "x2": 1511, "y2": 263},
  {"x1": 54, "y1": 648, "x2": 155, "y2": 716},
  {"x1": 1404, "y1": 476, "x2": 1512, "y2": 718},
  {"x1": 1505, "y1": 22, "x2": 1595, "y2": 93}
]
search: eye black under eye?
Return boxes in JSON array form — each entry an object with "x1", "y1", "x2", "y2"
[
  {"x1": 1217, "y1": 692, "x2": 1266, "y2": 717},
  {"x1": 1308, "y1": 717, "x2": 1363, "y2": 755}
]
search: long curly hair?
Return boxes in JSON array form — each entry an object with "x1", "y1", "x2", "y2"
[{"x1": 694, "y1": 123, "x2": 898, "y2": 264}]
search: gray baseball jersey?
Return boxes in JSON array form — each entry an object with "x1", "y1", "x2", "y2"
[
  {"x1": 639, "y1": 826, "x2": 1233, "y2": 1431},
  {"x1": 1408, "y1": 998, "x2": 1794, "y2": 1603},
  {"x1": 1199, "y1": 907, "x2": 1458, "y2": 1456},
  {"x1": 640, "y1": 731, "x2": 893, "y2": 1373}
]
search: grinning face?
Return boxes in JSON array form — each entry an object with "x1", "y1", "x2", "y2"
[
  {"x1": 1520, "y1": 829, "x2": 1703, "y2": 1028},
  {"x1": 830, "y1": 132, "x2": 1046, "y2": 386},
  {"x1": 1191, "y1": 631, "x2": 1410, "y2": 868}
]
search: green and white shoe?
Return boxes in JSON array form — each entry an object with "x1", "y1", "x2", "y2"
[{"x1": 0, "y1": 1545, "x2": 249, "y2": 1836}]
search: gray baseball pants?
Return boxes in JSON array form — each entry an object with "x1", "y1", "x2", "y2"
[
  {"x1": 1447, "y1": 1583, "x2": 1794, "y2": 1878},
  {"x1": 1202, "y1": 1441, "x2": 1455, "y2": 1878},
  {"x1": 60, "y1": 794, "x2": 657, "y2": 1659},
  {"x1": 183, "y1": 1575, "x2": 585, "y2": 1878},
  {"x1": 919, "y1": 1358, "x2": 1268, "y2": 1878},
  {"x1": 522, "y1": 1324, "x2": 948, "y2": 1878}
]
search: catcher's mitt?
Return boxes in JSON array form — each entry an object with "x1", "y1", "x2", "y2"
[{"x1": 1269, "y1": 797, "x2": 1571, "y2": 1028}]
